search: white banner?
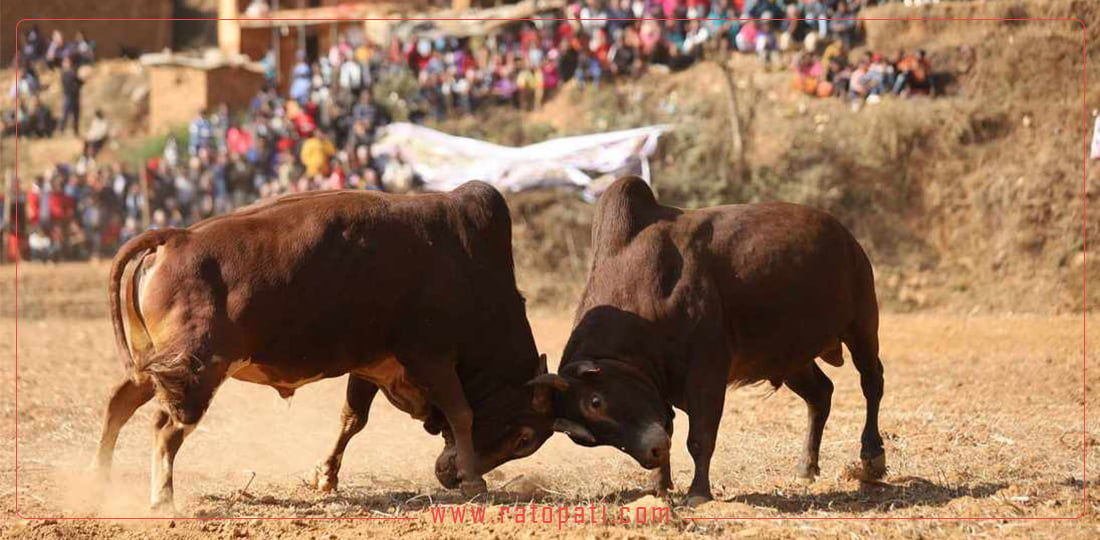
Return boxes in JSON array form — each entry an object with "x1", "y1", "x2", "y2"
[{"x1": 371, "y1": 123, "x2": 670, "y2": 200}]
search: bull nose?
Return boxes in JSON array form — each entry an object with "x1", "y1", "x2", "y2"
[{"x1": 636, "y1": 423, "x2": 671, "y2": 469}]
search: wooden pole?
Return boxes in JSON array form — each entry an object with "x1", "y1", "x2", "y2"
[{"x1": 715, "y1": 59, "x2": 747, "y2": 187}]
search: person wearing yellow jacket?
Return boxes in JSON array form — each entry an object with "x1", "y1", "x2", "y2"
[{"x1": 300, "y1": 131, "x2": 336, "y2": 177}]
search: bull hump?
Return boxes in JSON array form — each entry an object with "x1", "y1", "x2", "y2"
[{"x1": 595, "y1": 177, "x2": 660, "y2": 254}]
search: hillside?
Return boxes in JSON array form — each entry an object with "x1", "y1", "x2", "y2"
[
  {"x1": 1, "y1": 58, "x2": 150, "y2": 177},
  {"x1": 2, "y1": 0, "x2": 1095, "y2": 316},
  {"x1": 470, "y1": 0, "x2": 1097, "y2": 315}
]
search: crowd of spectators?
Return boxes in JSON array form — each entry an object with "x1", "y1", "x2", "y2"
[
  {"x1": 373, "y1": 0, "x2": 876, "y2": 118},
  {"x1": 3, "y1": 1, "x2": 916, "y2": 263},
  {"x1": 790, "y1": 43, "x2": 935, "y2": 108},
  {"x1": 4, "y1": 26, "x2": 107, "y2": 151}
]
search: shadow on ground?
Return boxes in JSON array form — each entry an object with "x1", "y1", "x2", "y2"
[{"x1": 730, "y1": 477, "x2": 1007, "y2": 514}]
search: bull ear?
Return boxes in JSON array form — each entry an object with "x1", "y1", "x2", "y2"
[
  {"x1": 553, "y1": 418, "x2": 597, "y2": 446},
  {"x1": 528, "y1": 373, "x2": 568, "y2": 414}
]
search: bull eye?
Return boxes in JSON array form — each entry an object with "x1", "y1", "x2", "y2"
[
  {"x1": 516, "y1": 431, "x2": 532, "y2": 448},
  {"x1": 590, "y1": 395, "x2": 602, "y2": 409}
]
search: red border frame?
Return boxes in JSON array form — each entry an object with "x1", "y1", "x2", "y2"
[{"x1": 9, "y1": 15, "x2": 1089, "y2": 523}]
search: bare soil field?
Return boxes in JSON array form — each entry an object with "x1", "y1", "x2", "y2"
[{"x1": 1, "y1": 262, "x2": 1097, "y2": 539}]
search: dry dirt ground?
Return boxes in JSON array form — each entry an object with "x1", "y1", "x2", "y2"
[{"x1": 1, "y1": 262, "x2": 1098, "y2": 539}]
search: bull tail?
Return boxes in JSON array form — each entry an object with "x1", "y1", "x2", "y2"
[
  {"x1": 842, "y1": 231, "x2": 880, "y2": 369},
  {"x1": 108, "y1": 229, "x2": 184, "y2": 374}
]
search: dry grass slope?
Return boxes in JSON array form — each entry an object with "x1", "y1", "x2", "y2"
[{"x1": 473, "y1": 0, "x2": 1099, "y2": 315}]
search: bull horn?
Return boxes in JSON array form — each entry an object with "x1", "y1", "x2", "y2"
[
  {"x1": 553, "y1": 418, "x2": 597, "y2": 446},
  {"x1": 526, "y1": 373, "x2": 569, "y2": 391},
  {"x1": 569, "y1": 360, "x2": 601, "y2": 378},
  {"x1": 537, "y1": 353, "x2": 548, "y2": 375}
]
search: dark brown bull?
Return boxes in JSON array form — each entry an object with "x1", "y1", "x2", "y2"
[
  {"x1": 92, "y1": 183, "x2": 559, "y2": 509},
  {"x1": 536, "y1": 177, "x2": 886, "y2": 505}
]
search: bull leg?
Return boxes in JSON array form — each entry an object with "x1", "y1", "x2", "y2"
[
  {"x1": 149, "y1": 407, "x2": 194, "y2": 510},
  {"x1": 784, "y1": 363, "x2": 834, "y2": 480},
  {"x1": 408, "y1": 359, "x2": 486, "y2": 498},
  {"x1": 652, "y1": 460, "x2": 674, "y2": 497},
  {"x1": 92, "y1": 377, "x2": 155, "y2": 482},
  {"x1": 311, "y1": 376, "x2": 379, "y2": 492},
  {"x1": 846, "y1": 326, "x2": 886, "y2": 480},
  {"x1": 683, "y1": 362, "x2": 727, "y2": 506},
  {"x1": 433, "y1": 382, "x2": 485, "y2": 498}
]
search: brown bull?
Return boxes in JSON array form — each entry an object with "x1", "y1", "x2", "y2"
[
  {"x1": 92, "y1": 183, "x2": 559, "y2": 509},
  {"x1": 536, "y1": 177, "x2": 886, "y2": 505}
]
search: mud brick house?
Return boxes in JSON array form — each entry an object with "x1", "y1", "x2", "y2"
[
  {"x1": 215, "y1": 0, "x2": 541, "y2": 91},
  {"x1": 143, "y1": 51, "x2": 267, "y2": 134}
]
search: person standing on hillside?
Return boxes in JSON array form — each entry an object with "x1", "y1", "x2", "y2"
[
  {"x1": 84, "y1": 109, "x2": 110, "y2": 157},
  {"x1": 45, "y1": 30, "x2": 66, "y2": 69},
  {"x1": 59, "y1": 57, "x2": 83, "y2": 136}
]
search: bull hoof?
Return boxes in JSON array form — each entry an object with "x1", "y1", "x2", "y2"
[
  {"x1": 682, "y1": 493, "x2": 712, "y2": 507},
  {"x1": 88, "y1": 464, "x2": 111, "y2": 486},
  {"x1": 650, "y1": 469, "x2": 673, "y2": 496},
  {"x1": 310, "y1": 462, "x2": 338, "y2": 492},
  {"x1": 149, "y1": 496, "x2": 176, "y2": 515},
  {"x1": 460, "y1": 478, "x2": 488, "y2": 499},
  {"x1": 860, "y1": 453, "x2": 887, "y2": 481},
  {"x1": 796, "y1": 462, "x2": 820, "y2": 481}
]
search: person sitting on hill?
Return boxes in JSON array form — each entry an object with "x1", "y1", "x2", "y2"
[
  {"x1": 755, "y1": 16, "x2": 780, "y2": 67},
  {"x1": 861, "y1": 52, "x2": 887, "y2": 102},
  {"x1": 29, "y1": 96, "x2": 56, "y2": 138},
  {"x1": 608, "y1": 26, "x2": 641, "y2": 79},
  {"x1": 829, "y1": 1, "x2": 859, "y2": 50},
  {"x1": 779, "y1": 4, "x2": 806, "y2": 53},
  {"x1": 705, "y1": 1, "x2": 738, "y2": 54},
  {"x1": 29, "y1": 225, "x2": 57, "y2": 262},
  {"x1": 735, "y1": 17, "x2": 758, "y2": 53},
  {"x1": 893, "y1": 49, "x2": 933, "y2": 96},
  {"x1": 848, "y1": 58, "x2": 870, "y2": 105},
  {"x1": 516, "y1": 58, "x2": 545, "y2": 111},
  {"x1": 573, "y1": 48, "x2": 602, "y2": 91},
  {"x1": 803, "y1": 0, "x2": 829, "y2": 41},
  {"x1": 680, "y1": 19, "x2": 710, "y2": 65},
  {"x1": 10, "y1": 63, "x2": 40, "y2": 100},
  {"x1": 791, "y1": 52, "x2": 831, "y2": 98},
  {"x1": 1, "y1": 106, "x2": 24, "y2": 137}
]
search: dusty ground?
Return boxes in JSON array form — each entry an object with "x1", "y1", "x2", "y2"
[{"x1": 0, "y1": 262, "x2": 1097, "y2": 539}]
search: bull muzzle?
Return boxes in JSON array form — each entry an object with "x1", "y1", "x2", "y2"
[{"x1": 631, "y1": 423, "x2": 671, "y2": 469}]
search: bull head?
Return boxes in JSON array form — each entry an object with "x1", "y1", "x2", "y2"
[{"x1": 525, "y1": 364, "x2": 598, "y2": 445}]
